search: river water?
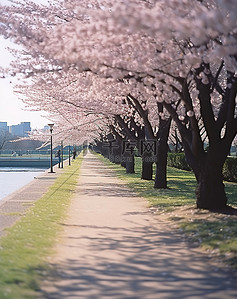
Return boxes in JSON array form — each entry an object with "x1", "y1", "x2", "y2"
[{"x1": 0, "y1": 168, "x2": 46, "y2": 201}]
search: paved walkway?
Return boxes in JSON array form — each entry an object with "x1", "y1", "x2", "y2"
[{"x1": 40, "y1": 152, "x2": 237, "y2": 299}]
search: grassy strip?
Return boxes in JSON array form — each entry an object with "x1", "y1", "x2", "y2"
[
  {"x1": 179, "y1": 216, "x2": 237, "y2": 268},
  {"x1": 98, "y1": 154, "x2": 237, "y2": 268},
  {"x1": 0, "y1": 156, "x2": 82, "y2": 299}
]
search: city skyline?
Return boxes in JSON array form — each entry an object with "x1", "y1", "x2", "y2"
[{"x1": 0, "y1": 121, "x2": 32, "y2": 137}]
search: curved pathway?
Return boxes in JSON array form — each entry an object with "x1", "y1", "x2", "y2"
[{"x1": 40, "y1": 152, "x2": 237, "y2": 299}]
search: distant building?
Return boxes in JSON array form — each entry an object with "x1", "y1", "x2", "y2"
[
  {"x1": 21, "y1": 122, "x2": 31, "y2": 136},
  {"x1": 9, "y1": 122, "x2": 31, "y2": 137},
  {"x1": 0, "y1": 122, "x2": 8, "y2": 133}
]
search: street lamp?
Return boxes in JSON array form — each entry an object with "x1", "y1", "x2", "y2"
[
  {"x1": 48, "y1": 123, "x2": 55, "y2": 173},
  {"x1": 61, "y1": 140, "x2": 64, "y2": 168},
  {"x1": 68, "y1": 144, "x2": 71, "y2": 166}
]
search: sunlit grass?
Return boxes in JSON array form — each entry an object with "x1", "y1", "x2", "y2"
[
  {"x1": 0, "y1": 156, "x2": 82, "y2": 299},
  {"x1": 180, "y1": 217, "x2": 237, "y2": 268}
]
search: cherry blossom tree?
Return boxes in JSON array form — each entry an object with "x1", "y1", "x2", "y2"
[
  {"x1": 89, "y1": 0, "x2": 237, "y2": 208},
  {"x1": 0, "y1": 0, "x2": 236, "y2": 209}
]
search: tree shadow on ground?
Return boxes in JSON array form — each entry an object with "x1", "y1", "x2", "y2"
[
  {"x1": 39, "y1": 222, "x2": 237, "y2": 299},
  {"x1": 210, "y1": 206, "x2": 237, "y2": 215}
]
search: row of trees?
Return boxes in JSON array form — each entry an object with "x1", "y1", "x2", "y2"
[{"x1": 0, "y1": 0, "x2": 236, "y2": 210}]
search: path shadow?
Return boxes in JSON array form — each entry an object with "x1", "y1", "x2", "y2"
[
  {"x1": 39, "y1": 223, "x2": 237, "y2": 299},
  {"x1": 78, "y1": 182, "x2": 139, "y2": 198}
]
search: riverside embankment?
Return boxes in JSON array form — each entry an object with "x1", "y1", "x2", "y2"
[{"x1": 0, "y1": 162, "x2": 67, "y2": 238}]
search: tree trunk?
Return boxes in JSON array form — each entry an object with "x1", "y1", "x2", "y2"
[
  {"x1": 141, "y1": 155, "x2": 153, "y2": 180},
  {"x1": 126, "y1": 155, "x2": 135, "y2": 174},
  {"x1": 154, "y1": 149, "x2": 168, "y2": 189},
  {"x1": 195, "y1": 157, "x2": 227, "y2": 209},
  {"x1": 121, "y1": 160, "x2": 126, "y2": 168},
  {"x1": 154, "y1": 117, "x2": 171, "y2": 189},
  {"x1": 110, "y1": 142, "x2": 122, "y2": 164}
]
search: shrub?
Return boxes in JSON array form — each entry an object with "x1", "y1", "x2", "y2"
[
  {"x1": 223, "y1": 157, "x2": 237, "y2": 182},
  {"x1": 168, "y1": 153, "x2": 237, "y2": 183},
  {"x1": 167, "y1": 152, "x2": 191, "y2": 171}
]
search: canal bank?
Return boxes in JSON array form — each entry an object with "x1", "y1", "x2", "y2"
[
  {"x1": 0, "y1": 161, "x2": 69, "y2": 238},
  {"x1": 0, "y1": 157, "x2": 59, "y2": 168}
]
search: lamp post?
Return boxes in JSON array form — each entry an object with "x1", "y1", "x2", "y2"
[
  {"x1": 61, "y1": 140, "x2": 64, "y2": 168},
  {"x1": 48, "y1": 123, "x2": 55, "y2": 173},
  {"x1": 68, "y1": 144, "x2": 71, "y2": 166}
]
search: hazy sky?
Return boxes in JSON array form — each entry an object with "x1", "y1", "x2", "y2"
[{"x1": 0, "y1": 0, "x2": 51, "y2": 129}]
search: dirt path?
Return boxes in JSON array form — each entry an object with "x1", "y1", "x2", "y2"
[{"x1": 40, "y1": 152, "x2": 237, "y2": 299}]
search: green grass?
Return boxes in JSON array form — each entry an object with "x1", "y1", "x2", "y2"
[
  {"x1": 98, "y1": 154, "x2": 237, "y2": 268},
  {"x1": 179, "y1": 218, "x2": 237, "y2": 267},
  {"x1": 0, "y1": 156, "x2": 82, "y2": 299}
]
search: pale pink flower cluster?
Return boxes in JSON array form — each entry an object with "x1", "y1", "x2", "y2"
[{"x1": 0, "y1": 0, "x2": 236, "y2": 143}]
